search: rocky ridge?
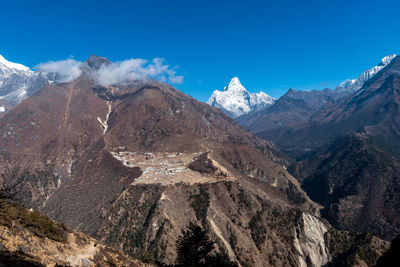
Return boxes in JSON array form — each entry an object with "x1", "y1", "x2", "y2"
[{"x1": 336, "y1": 54, "x2": 396, "y2": 93}]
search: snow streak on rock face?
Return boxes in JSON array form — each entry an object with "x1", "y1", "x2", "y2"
[
  {"x1": 337, "y1": 54, "x2": 396, "y2": 93},
  {"x1": 207, "y1": 77, "x2": 276, "y2": 118}
]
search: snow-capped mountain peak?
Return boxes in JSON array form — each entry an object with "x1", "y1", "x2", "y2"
[
  {"x1": 336, "y1": 54, "x2": 396, "y2": 93},
  {"x1": 0, "y1": 55, "x2": 34, "y2": 84},
  {"x1": 0, "y1": 55, "x2": 50, "y2": 114},
  {"x1": 0, "y1": 54, "x2": 31, "y2": 72},
  {"x1": 207, "y1": 77, "x2": 276, "y2": 118}
]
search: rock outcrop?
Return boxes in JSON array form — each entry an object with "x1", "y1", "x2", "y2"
[{"x1": 0, "y1": 199, "x2": 147, "y2": 267}]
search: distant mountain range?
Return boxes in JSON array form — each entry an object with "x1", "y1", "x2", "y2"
[
  {"x1": 208, "y1": 54, "x2": 397, "y2": 121},
  {"x1": 237, "y1": 54, "x2": 398, "y2": 145},
  {"x1": 235, "y1": 54, "x2": 400, "y2": 241},
  {"x1": 336, "y1": 54, "x2": 396, "y2": 93},
  {"x1": 243, "y1": 54, "x2": 399, "y2": 153}
]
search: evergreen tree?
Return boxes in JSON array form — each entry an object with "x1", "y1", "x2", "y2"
[{"x1": 175, "y1": 222, "x2": 237, "y2": 267}]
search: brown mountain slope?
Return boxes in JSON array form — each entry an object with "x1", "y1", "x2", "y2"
[{"x1": 0, "y1": 56, "x2": 333, "y2": 266}]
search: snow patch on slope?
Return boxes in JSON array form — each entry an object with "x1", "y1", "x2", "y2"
[
  {"x1": 207, "y1": 77, "x2": 276, "y2": 118},
  {"x1": 97, "y1": 101, "x2": 112, "y2": 134}
]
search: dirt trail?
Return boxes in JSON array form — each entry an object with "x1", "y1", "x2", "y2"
[{"x1": 67, "y1": 233, "x2": 98, "y2": 266}]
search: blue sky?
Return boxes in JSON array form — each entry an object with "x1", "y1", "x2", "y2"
[{"x1": 1, "y1": 0, "x2": 399, "y2": 101}]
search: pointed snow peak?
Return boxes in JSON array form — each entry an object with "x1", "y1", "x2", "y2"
[
  {"x1": 207, "y1": 77, "x2": 276, "y2": 118},
  {"x1": 225, "y1": 77, "x2": 247, "y2": 92},
  {"x1": 229, "y1": 77, "x2": 241, "y2": 86},
  {"x1": 86, "y1": 54, "x2": 111, "y2": 70},
  {"x1": 0, "y1": 54, "x2": 31, "y2": 72}
]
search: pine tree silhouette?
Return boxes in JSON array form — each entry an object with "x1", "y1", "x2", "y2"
[{"x1": 175, "y1": 222, "x2": 237, "y2": 267}]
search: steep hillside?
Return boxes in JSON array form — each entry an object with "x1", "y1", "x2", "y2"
[
  {"x1": 279, "y1": 57, "x2": 400, "y2": 242},
  {"x1": 0, "y1": 56, "x2": 330, "y2": 266},
  {"x1": 290, "y1": 133, "x2": 400, "y2": 240},
  {"x1": 0, "y1": 199, "x2": 147, "y2": 266}
]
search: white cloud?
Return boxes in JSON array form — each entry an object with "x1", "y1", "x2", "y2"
[
  {"x1": 96, "y1": 57, "x2": 183, "y2": 85},
  {"x1": 36, "y1": 57, "x2": 183, "y2": 85},
  {"x1": 37, "y1": 59, "x2": 83, "y2": 83}
]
